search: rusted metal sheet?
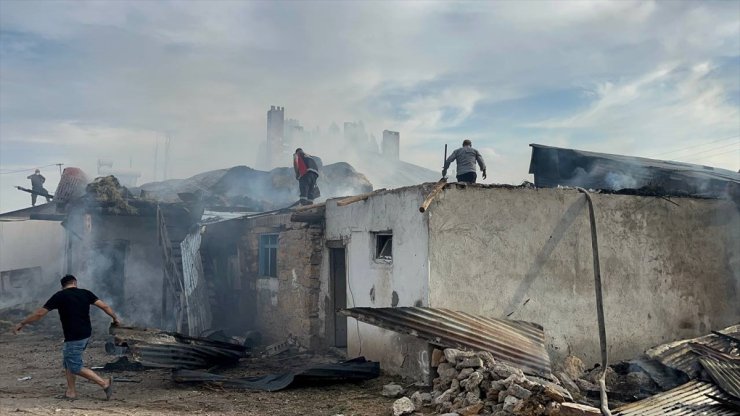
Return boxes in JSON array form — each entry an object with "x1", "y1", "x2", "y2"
[
  {"x1": 340, "y1": 307, "x2": 552, "y2": 379},
  {"x1": 181, "y1": 228, "x2": 211, "y2": 336},
  {"x1": 613, "y1": 381, "x2": 736, "y2": 415},
  {"x1": 110, "y1": 325, "x2": 247, "y2": 369},
  {"x1": 645, "y1": 325, "x2": 740, "y2": 379},
  {"x1": 700, "y1": 357, "x2": 740, "y2": 400}
]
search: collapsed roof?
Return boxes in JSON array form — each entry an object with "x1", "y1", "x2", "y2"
[{"x1": 529, "y1": 144, "x2": 740, "y2": 198}]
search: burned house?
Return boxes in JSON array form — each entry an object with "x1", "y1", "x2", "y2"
[{"x1": 320, "y1": 183, "x2": 739, "y2": 380}]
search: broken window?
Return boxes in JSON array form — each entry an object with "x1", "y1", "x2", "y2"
[
  {"x1": 374, "y1": 232, "x2": 393, "y2": 261},
  {"x1": 259, "y1": 234, "x2": 278, "y2": 277}
]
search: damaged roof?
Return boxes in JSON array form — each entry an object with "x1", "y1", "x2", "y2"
[
  {"x1": 613, "y1": 380, "x2": 737, "y2": 415},
  {"x1": 340, "y1": 307, "x2": 552, "y2": 379},
  {"x1": 528, "y1": 143, "x2": 740, "y2": 198},
  {"x1": 645, "y1": 325, "x2": 740, "y2": 379}
]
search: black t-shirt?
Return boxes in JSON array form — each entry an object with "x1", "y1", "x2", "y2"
[{"x1": 43, "y1": 288, "x2": 99, "y2": 342}]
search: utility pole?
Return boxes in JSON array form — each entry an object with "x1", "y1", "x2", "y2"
[
  {"x1": 164, "y1": 133, "x2": 172, "y2": 180},
  {"x1": 56, "y1": 163, "x2": 64, "y2": 176}
]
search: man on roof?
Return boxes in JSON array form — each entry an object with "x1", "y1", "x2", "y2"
[
  {"x1": 443, "y1": 139, "x2": 487, "y2": 183},
  {"x1": 293, "y1": 148, "x2": 321, "y2": 205}
]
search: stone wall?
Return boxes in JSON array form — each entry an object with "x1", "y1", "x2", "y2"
[
  {"x1": 428, "y1": 185, "x2": 740, "y2": 367},
  {"x1": 241, "y1": 217, "x2": 325, "y2": 350}
]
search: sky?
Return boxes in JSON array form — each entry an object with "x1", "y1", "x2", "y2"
[{"x1": 1, "y1": 0, "x2": 739, "y2": 212}]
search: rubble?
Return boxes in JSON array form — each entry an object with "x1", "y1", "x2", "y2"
[
  {"x1": 382, "y1": 383, "x2": 405, "y2": 398},
  {"x1": 425, "y1": 348, "x2": 573, "y2": 415},
  {"x1": 391, "y1": 397, "x2": 415, "y2": 416}
]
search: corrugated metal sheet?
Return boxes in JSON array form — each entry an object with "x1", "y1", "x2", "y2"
[
  {"x1": 701, "y1": 357, "x2": 740, "y2": 400},
  {"x1": 340, "y1": 307, "x2": 552, "y2": 379},
  {"x1": 181, "y1": 229, "x2": 211, "y2": 336},
  {"x1": 613, "y1": 381, "x2": 736, "y2": 415},
  {"x1": 645, "y1": 325, "x2": 740, "y2": 379}
]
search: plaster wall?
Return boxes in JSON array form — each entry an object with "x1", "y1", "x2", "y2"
[
  {"x1": 324, "y1": 186, "x2": 431, "y2": 378},
  {"x1": 0, "y1": 220, "x2": 65, "y2": 305},
  {"x1": 428, "y1": 186, "x2": 740, "y2": 366}
]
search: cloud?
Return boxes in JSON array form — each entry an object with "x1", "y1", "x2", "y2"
[{"x1": 1, "y1": 1, "x2": 739, "y2": 211}]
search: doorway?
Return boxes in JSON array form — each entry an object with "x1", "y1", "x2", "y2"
[{"x1": 329, "y1": 247, "x2": 347, "y2": 348}]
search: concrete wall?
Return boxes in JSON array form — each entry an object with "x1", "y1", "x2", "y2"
[
  {"x1": 324, "y1": 186, "x2": 432, "y2": 379},
  {"x1": 241, "y1": 217, "x2": 324, "y2": 350},
  {"x1": 0, "y1": 220, "x2": 66, "y2": 306},
  {"x1": 428, "y1": 186, "x2": 740, "y2": 367}
]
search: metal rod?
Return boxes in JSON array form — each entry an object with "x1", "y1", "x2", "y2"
[{"x1": 576, "y1": 187, "x2": 611, "y2": 416}]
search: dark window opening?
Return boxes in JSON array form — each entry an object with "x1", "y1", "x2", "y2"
[
  {"x1": 259, "y1": 234, "x2": 278, "y2": 277},
  {"x1": 374, "y1": 232, "x2": 393, "y2": 261}
]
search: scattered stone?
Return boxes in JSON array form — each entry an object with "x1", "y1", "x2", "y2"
[
  {"x1": 432, "y1": 349, "x2": 446, "y2": 366},
  {"x1": 502, "y1": 395, "x2": 521, "y2": 413},
  {"x1": 543, "y1": 385, "x2": 565, "y2": 403},
  {"x1": 391, "y1": 397, "x2": 415, "y2": 416},
  {"x1": 382, "y1": 383, "x2": 404, "y2": 398},
  {"x1": 435, "y1": 388, "x2": 456, "y2": 405},
  {"x1": 506, "y1": 383, "x2": 532, "y2": 400},
  {"x1": 445, "y1": 348, "x2": 476, "y2": 363},
  {"x1": 410, "y1": 391, "x2": 432, "y2": 408},
  {"x1": 457, "y1": 368, "x2": 475, "y2": 380},
  {"x1": 458, "y1": 356, "x2": 484, "y2": 369},
  {"x1": 458, "y1": 402, "x2": 484, "y2": 415},
  {"x1": 561, "y1": 355, "x2": 586, "y2": 380},
  {"x1": 476, "y1": 351, "x2": 496, "y2": 367},
  {"x1": 492, "y1": 362, "x2": 524, "y2": 379},
  {"x1": 559, "y1": 402, "x2": 601, "y2": 415},
  {"x1": 465, "y1": 371, "x2": 484, "y2": 391},
  {"x1": 439, "y1": 414, "x2": 460, "y2": 416}
]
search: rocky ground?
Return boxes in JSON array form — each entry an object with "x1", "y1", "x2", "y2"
[{"x1": 0, "y1": 327, "x2": 406, "y2": 416}]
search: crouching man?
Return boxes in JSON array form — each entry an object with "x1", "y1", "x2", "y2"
[{"x1": 14, "y1": 274, "x2": 120, "y2": 400}]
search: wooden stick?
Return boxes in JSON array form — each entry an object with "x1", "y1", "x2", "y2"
[
  {"x1": 419, "y1": 179, "x2": 447, "y2": 213},
  {"x1": 336, "y1": 189, "x2": 385, "y2": 207}
]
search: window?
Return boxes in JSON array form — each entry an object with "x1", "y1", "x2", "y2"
[
  {"x1": 374, "y1": 232, "x2": 393, "y2": 261},
  {"x1": 259, "y1": 234, "x2": 278, "y2": 277}
]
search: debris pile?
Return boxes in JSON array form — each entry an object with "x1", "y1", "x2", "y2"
[
  {"x1": 86, "y1": 175, "x2": 137, "y2": 214},
  {"x1": 409, "y1": 348, "x2": 581, "y2": 416},
  {"x1": 110, "y1": 325, "x2": 248, "y2": 369}
]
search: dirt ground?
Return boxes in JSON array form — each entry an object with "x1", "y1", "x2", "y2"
[{"x1": 0, "y1": 326, "x2": 427, "y2": 416}]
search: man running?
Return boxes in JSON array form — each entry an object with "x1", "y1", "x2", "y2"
[{"x1": 14, "y1": 274, "x2": 120, "y2": 400}]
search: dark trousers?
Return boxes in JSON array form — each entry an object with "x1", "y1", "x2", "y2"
[
  {"x1": 299, "y1": 172, "x2": 318, "y2": 203},
  {"x1": 31, "y1": 188, "x2": 51, "y2": 206},
  {"x1": 456, "y1": 172, "x2": 477, "y2": 183}
]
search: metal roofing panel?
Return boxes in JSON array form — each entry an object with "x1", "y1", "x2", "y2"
[
  {"x1": 340, "y1": 307, "x2": 552, "y2": 379},
  {"x1": 701, "y1": 357, "x2": 740, "y2": 400},
  {"x1": 613, "y1": 381, "x2": 737, "y2": 416},
  {"x1": 528, "y1": 144, "x2": 740, "y2": 197},
  {"x1": 645, "y1": 325, "x2": 740, "y2": 379}
]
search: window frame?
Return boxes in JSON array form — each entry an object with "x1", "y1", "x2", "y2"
[
  {"x1": 373, "y1": 231, "x2": 393, "y2": 263},
  {"x1": 258, "y1": 233, "x2": 279, "y2": 277}
]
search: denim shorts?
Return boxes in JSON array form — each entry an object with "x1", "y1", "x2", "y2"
[{"x1": 62, "y1": 338, "x2": 89, "y2": 374}]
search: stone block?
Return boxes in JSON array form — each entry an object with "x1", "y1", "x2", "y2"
[
  {"x1": 560, "y1": 355, "x2": 586, "y2": 380},
  {"x1": 392, "y1": 397, "x2": 415, "y2": 416},
  {"x1": 445, "y1": 348, "x2": 476, "y2": 363},
  {"x1": 506, "y1": 383, "x2": 531, "y2": 400},
  {"x1": 457, "y1": 368, "x2": 474, "y2": 380},
  {"x1": 457, "y1": 357, "x2": 484, "y2": 369},
  {"x1": 382, "y1": 383, "x2": 404, "y2": 398},
  {"x1": 458, "y1": 402, "x2": 484, "y2": 415},
  {"x1": 502, "y1": 395, "x2": 520, "y2": 413}
]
